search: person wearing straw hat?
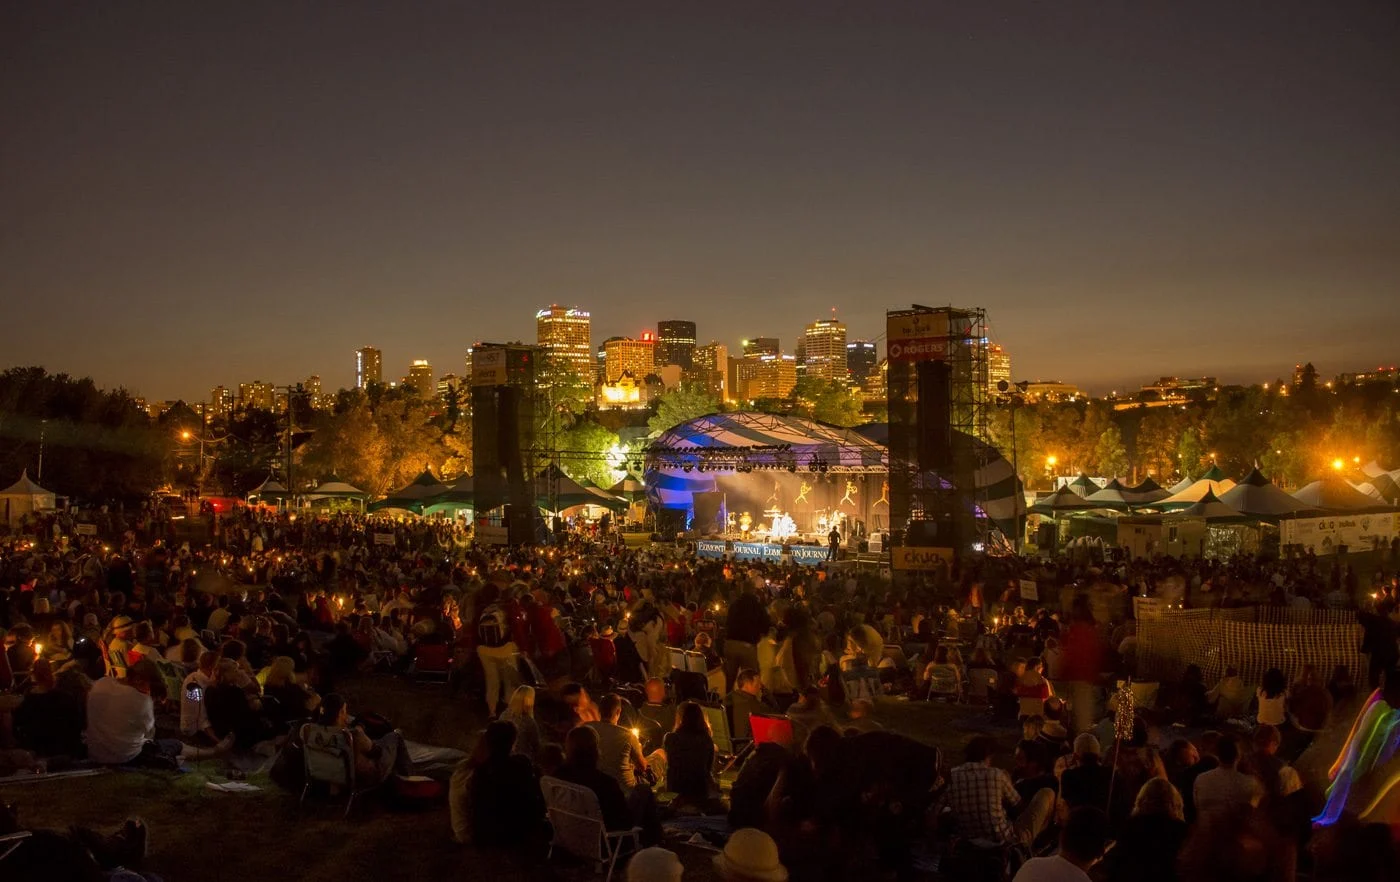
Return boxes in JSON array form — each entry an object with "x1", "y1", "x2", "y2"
[
  {"x1": 713, "y1": 828, "x2": 788, "y2": 881},
  {"x1": 627, "y1": 846, "x2": 684, "y2": 882}
]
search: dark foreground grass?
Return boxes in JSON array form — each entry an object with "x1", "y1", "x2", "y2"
[{"x1": 7, "y1": 679, "x2": 1011, "y2": 882}]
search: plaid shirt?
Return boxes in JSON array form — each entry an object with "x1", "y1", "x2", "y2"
[{"x1": 941, "y1": 761, "x2": 1021, "y2": 843}]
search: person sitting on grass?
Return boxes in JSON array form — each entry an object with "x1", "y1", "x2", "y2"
[
  {"x1": 467, "y1": 720, "x2": 546, "y2": 849},
  {"x1": 1011, "y1": 806, "x2": 1111, "y2": 882},
  {"x1": 499, "y1": 684, "x2": 543, "y2": 762},
  {"x1": 261, "y1": 655, "x2": 321, "y2": 725},
  {"x1": 663, "y1": 700, "x2": 720, "y2": 809},
  {"x1": 12, "y1": 659, "x2": 87, "y2": 758},
  {"x1": 85, "y1": 659, "x2": 231, "y2": 768}
]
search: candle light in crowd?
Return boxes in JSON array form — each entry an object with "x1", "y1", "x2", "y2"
[{"x1": 34, "y1": 643, "x2": 43, "y2": 657}]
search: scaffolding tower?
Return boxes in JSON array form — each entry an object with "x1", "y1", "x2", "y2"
[{"x1": 886, "y1": 305, "x2": 992, "y2": 557}]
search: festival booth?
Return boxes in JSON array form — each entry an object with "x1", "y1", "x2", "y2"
[
  {"x1": 1121, "y1": 476, "x2": 1170, "y2": 505},
  {"x1": 1116, "y1": 489, "x2": 1256, "y2": 559},
  {"x1": 421, "y1": 474, "x2": 474, "y2": 519},
  {"x1": 533, "y1": 464, "x2": 627, "y2": 516},
  {"x1": 1083, "y1": 478, "x2": 1137, "y2": 512},
  {"x1": 1, "y1": 471, "x2": 56, "y2": 528},
  {"x1": 245, "y1": 477, "x2": 290, "y2": 508},
  {"x1": 608, "y1": 476, "x2": 647, "y2": 525},
  {"x1": 305, "y1": 479, "x2": 372, "y2": 512},
  {"x1": 368, "y1": 470, "x2": 448, "y2": 516}
]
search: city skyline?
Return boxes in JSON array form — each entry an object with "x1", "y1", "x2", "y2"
[{"x1": 3, "y1": 2, "x2": 1397, "y2": 401}]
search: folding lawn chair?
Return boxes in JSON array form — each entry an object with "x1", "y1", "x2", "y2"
[
  {"x1": 540, "y1": 775, "x2": 641, "y2": 882},
  {"x1": 410, "y1": 643, "x2": 452, "y2": 682},
  {"x1": 299, "y1": 723, "x2": 379, "y2": 818}
]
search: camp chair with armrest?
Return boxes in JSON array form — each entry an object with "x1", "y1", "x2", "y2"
[
  {"x1": 540, "y1": 775, "x2": 640, "y2": 882},
  {"x1": 669, "y1": 647, "x2": 688, "y2": 671},
  {"x1": 410, "y1": 643, "x2": 452, "y2": 682},
  {"x1": 748, "y1": 713, "x2": 795, "y2": 749},
  {"x1": 840, "y1": 665, "x2": 883, "y2": 703},
  {"x1": 924, "y1": 665, "x2": 964, "y2": 702},
  {"x1": 0, "y1": 831, "x2": 32, "y2": 863},
  {"x1": 966, "y1": 667, "x2": 999, "y2": 704},
  {"x1": 299, "y1": 723, "x2": 379, "y2": 818}
]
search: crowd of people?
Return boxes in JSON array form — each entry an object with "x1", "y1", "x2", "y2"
[{"x1": 2, "y1": 500, "x2": 1399, "y2": 881}]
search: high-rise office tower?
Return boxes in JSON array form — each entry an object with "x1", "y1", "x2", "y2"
[
  {"x1": 535, "y1": 305, "x2": 593, "y2": 380},
  {"x1": 987, "y1": 343, "x2": 1012, "y2": 395},
  {"x1": 693, "y1": 342, "x2": 729, "y2": 401},
  {"x1": 655, "y1": 320, "x2": 697, "y2": 370},
  {"x1": 846, "y1": 340, "x2": 878, "y2": 386},
  {"x1": 405, "y1": 359, "x2": 434, "y2": 396},
  {"x1": 801, "y1": 318, "x2": 848, "y2": 381},
  {"x1": 604, "y1": 334, "x2": 656, "y2": 383},
  {"x1": 237, "y1": 380, "x2": 275, "y2": 411},
  {"x1": 356, "y1": 346, "x2": 382, "y2": 389},
  {"x1": 743, "y1": 337, "x2": 780, "y2": 359}
]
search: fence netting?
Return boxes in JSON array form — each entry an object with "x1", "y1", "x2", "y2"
[{"x1": 1135, "y1": 603, "x2": 1364, "y2": 689}]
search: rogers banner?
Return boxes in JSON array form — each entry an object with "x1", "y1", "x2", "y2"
[{"x1": 886, "y1": 311, "x2": 949, "y2": 363}]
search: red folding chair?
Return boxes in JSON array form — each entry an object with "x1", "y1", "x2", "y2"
[
  {"x1": 412, "y1": 643, "x2": 452, "y2": 682},
  {"x1": 748, "y1": 713, "x2": 795, "y2": 749},
  {"x1": 589, "y1": 637, "x2": 617, "y2": 682}
]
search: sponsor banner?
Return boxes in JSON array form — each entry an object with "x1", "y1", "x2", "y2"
[
  {"x1": 1019, "y1": 579, "x2": 1039, "y2": 601},
  {"x1": 891, "y1": 546, "x2": 956, "y2": 570},
  {"x1": 75, "y1": 523, "x2": 98, "y2": 536},
  {"x1": 693, "y1": 540, "x2": 828, "y2": 567},
  {"x1": 886, "y1": 311, "x2": 950, "y2": 363},
  {"x1": 1280, "y1": 513, "x2": 1397, "y2": 555},
  {"x1": 696, "y1": 540, "x2": 727, "y2": 559},
  {"x1": 373, "y1": 532, "x2": 396, "y2": 546},
  {"x1": 476, "y1": 524, "x2": 510, "y2": 546},
  {"x1": 471, "y1": 348, "x2": 508, "y2": 387}
]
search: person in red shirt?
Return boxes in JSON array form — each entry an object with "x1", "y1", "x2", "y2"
[{"x1": 1061, "y1": 595, "x2": 1104, "y2": 734}]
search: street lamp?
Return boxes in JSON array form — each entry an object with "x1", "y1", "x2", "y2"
[{"x1": 1331, "y1": 458, "x2": 1344, "y2": 472}]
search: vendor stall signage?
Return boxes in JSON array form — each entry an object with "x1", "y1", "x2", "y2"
[{"x1": 891, "y1": 546, "x2": 955, "y2": 570}]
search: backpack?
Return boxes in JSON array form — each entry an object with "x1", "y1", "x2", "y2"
[{"x1": 478, "y1": 604, "x2": 510, "y2": 648}]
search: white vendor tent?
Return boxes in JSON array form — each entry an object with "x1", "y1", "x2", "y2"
[{"x1": 2, "y1": 470, "x2": 57, "y2": 527}]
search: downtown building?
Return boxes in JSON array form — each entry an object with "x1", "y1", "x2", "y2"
[
  {"x1": 846, "y1": 340, "x2": 878, "y2": 387},
  {"x1": 603, "y1": 334, "x2": 656, "y2": 383},
  {"x1": 692, "y1": 341, "x2": 729, "y2": 401},
  {"x1": 655, "y1": 320, "x2": 697, "y2": 371},
  {"x1": 800, "y1": 318, "x2": 847, "y2": 382},
  {"x1": 404, "y1": 359, "x2": 434, "y2": 396},
  {"x1": 986, "y1": 342, "x2": 1011, "y2": 395},
  {"x1": 355, "y1": 346, "x2": 382, "y2": 389},
  {"x1": 535, "y1": 305, "x2": 593, "y2": 381}
]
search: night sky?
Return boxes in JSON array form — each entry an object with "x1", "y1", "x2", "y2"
[{"x1": 3, "y1": 1, "x2": 1398, "y2": 401}]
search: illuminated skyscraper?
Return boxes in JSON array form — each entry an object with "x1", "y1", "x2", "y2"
[
  {"x1": 535, "y1": 305, "x2": 593, "y2": 380},
  {"x1": 655, "y1": 320, "x2": 697, "y2": 370},
  {"x1": 846, "y1": 340, "x2": 878, "y2": 386},
  {"x1": 405, "y1": 359, "x2": 434, "y2": 396},
  {"x1": 236, "y1": 380, "x2": 275, "y2": 411},
  {"x1": 693, "y1": 342, "x2": 729, "y2": 401},
  {"x1": 801, "y1": 319, "x2": 847, "y2": 381},
  {"x1": 987, "y1": 343, "x2": 1012, "y2": 395},
  {"x1": 604, "y1": 334, "x2": 656, "y2": 383},
  {"x1": 356, "y1": 346, "x2": 382, "y2": 389}
]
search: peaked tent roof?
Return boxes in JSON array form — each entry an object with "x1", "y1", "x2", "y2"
[
  {"x1": 1291, "y1": 477, "x2": 1388, "y2": 511},
  {"x1": 1085, "y1": 479, "x2": 1136, "y2": 511},
  {"x1": 307, "y1": 480, "x2": 370, "y2": 498},
  {"x1": 1197, "y1": 464, "x2": 1227, "y2": 482},
  {"x1": 1029, "y1": 485, "x2": 1097, "y2": 515},
  {"x1": 1367, "y1": 473, "x2": 1400, "y2": 503},
  {"x1": 1, "y1": 470, "x2": 54, "y2": 498},
  {"x1": 1166, "y1": 475, "x2": 1195, "y2": 495},
  {"x1": 1122, "y1": 477, "x2": 1171, "y2": 505},
  {"x1": 1067, "y1": 474, "x2": 1101, "y2": 496},
  {"x1": 1218, "y1": 469, "x2": 1314, "y2": 518},
  {"x1": 535, "y1": 464, "x2": 625, "y2": 511},
  {"x1": 247, "y1": 477, "x2": 288, "y2": 499},
  {"x1": 1179, "y1": 488, "x2": 1249, "y2": 523},
  {"x1": 371, "y1": 470, "x2": 449, "y2": 512},
  {"x1": 1154, "y1": 477, "x2": 1238, "y2": 511},
  {"x1": 609, "y1": 477, "x2": 645, "y2": 500}
]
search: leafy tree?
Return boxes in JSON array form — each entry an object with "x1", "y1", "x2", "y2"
[
  {"x1": 1134, "y1": 409, "x2": 1186, "y2": 481},
  {"x1": 1177, "y1": 426, "x2": 1206, "y2": 478},
  {"x1": 790, "y1": 378, "x2": 865, "y2": 427},
  {"x1": 1076, "y1": 402, "x2": 1115, "y2": 474},
  {"x1": 439, "y1": 413, "x2": 472, "y2": 480},
  {"x1": 1038, "y1": 403, "x2": 1085, "y2": 475},
  {"x1": 1261, "y1": 431, "x2": 1309, "y2": 489},
  {"x1": 988, "y1": 404, "x2": 1043, "y2": 487},
  {"x1": 648, "y1": 383, "x2": 719, "y2": 434},
  {"x1": 1092, "y1": 425, "x2": 1129, "y2": 478},
  {"x1": 558, "y1": 420, "x2": 621, "y2": 488}
]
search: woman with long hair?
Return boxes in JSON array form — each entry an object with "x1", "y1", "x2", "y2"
[
  {"x1": 499, "y1": 685, "x2": 542, "y2": 761},
  {"x1": 663, "y1": 700, "x2": 718, "y2": 806},
  {"x1": 1257, "y1": 667, "x2": 1288, "y2": 727},
  {"x1": 1102, "y1": 777, "x2": 1188, "y2": 882}
]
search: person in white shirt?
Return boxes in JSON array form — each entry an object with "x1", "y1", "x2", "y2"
[
  {"x1": 1193, "y1": 734, "x2": 1261, "y2": 821},
  {"x1": 1012, "y1": 806, "x2": 1111, "y2": 882},
  {"x1": 179, "y1": 651, "x2": 220, "y2": 742},
  {"x1": 86, "y1": 660, "x2": 229, "y2": 767}
]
